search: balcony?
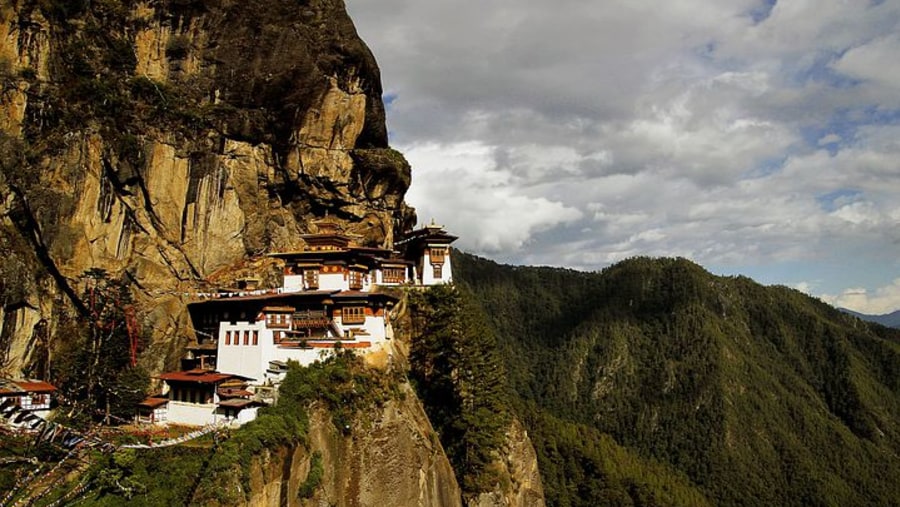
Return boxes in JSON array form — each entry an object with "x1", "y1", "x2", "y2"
[{"x1": 292, "y1": 310, "x2": 330, "y2": 329}]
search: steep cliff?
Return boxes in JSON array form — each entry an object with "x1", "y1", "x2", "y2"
[
  {"x1": 0, "y1": 3, "x2": 547, "y2": 506},
  {"x1": 468, "y1": 419, "x2": 546, "y2": 507},
  {"x1": 238, "y1": 384, "x2": 462, "y2": 507},
  {"x1": 0, "y1": 0, "x2": 414, "y2": 376}
]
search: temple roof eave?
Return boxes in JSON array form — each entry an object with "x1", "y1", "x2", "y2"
[{"x1": 186, "y1": 289, "x2": 398, "y2": 310}]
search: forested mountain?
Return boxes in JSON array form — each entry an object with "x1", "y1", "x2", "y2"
[
  {"x1": 842, "y1": 308, "x2": 900, "y2": 329},
  {"x1": 453, "y1": 251, "x2": 900, "y2": 506}
]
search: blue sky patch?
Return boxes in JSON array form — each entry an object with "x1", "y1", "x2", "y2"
[
  {"x1": 816, "y1": 189, "x2": 862, "y2": 212},
  {"x1": 383, "y1": 92, "x2": 398, "y2": 109},
  {"x1": 748, "y1": 0, "x2": 777, "y2": 24}
]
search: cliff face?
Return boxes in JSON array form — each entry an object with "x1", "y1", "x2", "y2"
[
  {"x1": 470, "y1": 419, "x2": 546, "y2": 507},
  {"x1": 234, "y1": 383, "x2": 462, "y2": 507},
  {"x1": 0, "y1": 0, "x2": 414, "y2": 376},
  {"x1": 0, "y1": 4, "x2": 547, "y2": 506}
]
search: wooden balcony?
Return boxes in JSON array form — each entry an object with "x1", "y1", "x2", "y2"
[{"x1": 292, "y1": 310, "x2": 330, "y2": 329}]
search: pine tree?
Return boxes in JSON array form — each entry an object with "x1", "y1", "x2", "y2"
[{"x1": 409, "y1": 284, "x2": 510, "y2": 494}]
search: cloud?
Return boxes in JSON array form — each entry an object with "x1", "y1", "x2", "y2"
[
  {"x1": 401, "y1": 141, "x2": 583, "y2": 253},
  {"x1": 346, "y1": 0, "x2": 900, "y2": 311},
  {"x1": 822, "y1": 279, "x2": 900, "y2": 315}
]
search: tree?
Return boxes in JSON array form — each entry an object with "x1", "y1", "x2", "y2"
[
  {"x1": 409, "y1": 284, "x2": 510, "y2": 494},
  {"x1": 53, "y1": 269, "x2": 148, "y2": 425}
]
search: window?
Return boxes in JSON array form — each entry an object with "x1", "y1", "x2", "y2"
[
  {"x1": 304, "y1": 269, "x2": 319, "y2": 289},
  {"x1": 243, "y1": 330, "x2": 250, "y2": 345},
  {"x1": 252, "y1": 330, "x2": 259, "y2": 345},
  {"x1": 383, "y1": 267, "x2": 405, "y2": 284},
  {"x1": 433, "y1": 264, "x2": 443, "y2": 280},
  {"x1": 225, "y1": 331, "x2": 231, "y2": 345},
  {"x1": 430, "y1": 248, "x2": 446, "y2": 264},
  {"x1": 342, "y1": 306, "x2": 366, "y2": 324},
  {"x1": 349, "y1": 270, "x2": 364, "y2": 290}
]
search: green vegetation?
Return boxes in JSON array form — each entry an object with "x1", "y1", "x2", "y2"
[
  {"x1": 298, "y1": 451, "x2": 324, "y2": 499},
  {"x1": 523, "y1": 403, "x2": 711, "y2": 507},
  {"x1": 68, "y1": 352, "x2": 395, "y2": 506},
  {"x1": 78, "y1": 438, "x2": 218, "y2": 507},
  {"x1": 454, "y1": 251, "x2": 900, "y2": 506},
  {"x1": 193, "y1": 351, "x2": 396, "y2": 504},
  {"x1": 408, "y1": 284, "x2": 510, "y2": 495},
  {"x1": 52, "y1": 269, "x2": 149, "y2": 426}
]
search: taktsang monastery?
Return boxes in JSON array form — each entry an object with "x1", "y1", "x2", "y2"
[{"x1": 141, "y1": 221, "x2": 457, "y2": 427}]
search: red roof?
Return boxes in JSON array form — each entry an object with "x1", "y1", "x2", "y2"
[
  {"x1": 17, "y1": 381, "x2": 57, "y2": 393},
  {"x1": 0, "y1": 380, "x2": 57, "y2": 394},
  {"x1": 218, "y1": 398, "x2": 255, "y2": 408},
  {"x1": 138, "y1": 396, "x2": 169, "y2": 408},
  {"x1": 157, "y1": 370, "x2": 253, "y2": 384}
]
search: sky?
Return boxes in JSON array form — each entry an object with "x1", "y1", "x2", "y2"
[{"x1": 344, "y1": 0, "x2": 900, "y2": 315}]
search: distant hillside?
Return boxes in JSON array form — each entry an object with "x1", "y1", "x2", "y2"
[
  {"x1": 453, "y1": 251, "x2": 900, "y2": 507},
  {"x1": 842, "y1": 308, "x2": 900, "y2": 329}
]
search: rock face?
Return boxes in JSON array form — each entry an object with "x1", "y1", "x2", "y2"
[
  {"x1": 0, "y1": 0, "x2": 414, "y2": 376},
  {"x1": 235, "y1": 383, "x2": 462, "y2": 507},
  {"x1": 0, "y1": 4, "x2": 546, "y2": 506},
  {"x1": 469, "y1": 419, "x2": 546, "y2": 507}
]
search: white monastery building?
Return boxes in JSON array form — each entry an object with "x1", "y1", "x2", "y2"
[
  {"x1": 0, "y1": 379, "x2": 57, "y2": 429},
  {"x1": 149, "y1": 220, "x2": 457, "y2": 426}
]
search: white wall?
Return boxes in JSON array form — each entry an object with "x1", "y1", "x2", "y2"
[
  {"x1": 319, "y1": 272, "x2": 348, "y2": 291},
  {"x1": 235, "y1": 407, "x2": 258, "y2": 425},
  {"x1": 167, "y1": 401, "x2": 219, "y2": 426},
  {"x1": 217, "y1": 321, "x2": 269, "y2": 381},
  {"x1": 273, "y1": 347, "x2": 333, "y2": 367},
  {"x1": 283, "y1": 275, "x2": 304, "y2": 292},
  {"x1": 421, "y1": 249, "x2": 453, "y2": 285},
  {"x1": 336, "y1": 314, "x2": 387, "y2": 341}
]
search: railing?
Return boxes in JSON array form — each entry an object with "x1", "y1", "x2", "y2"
[{"x1": 292, "y1": 310, "x2": 330, "y2": 328}]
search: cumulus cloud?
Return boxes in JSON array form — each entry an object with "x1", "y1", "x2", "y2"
[
  {"x1": 822, "y1": 279, "x2": 900, "y2": 316},
  {"x1": 346, "y1": 0, "x2": 900, "y2": 311},
  {"x1": 834, "y1": 35, "x2": 900, "y2": 80},
  {"x1": 401, "y1": 141, "x2": 582, "y2": 253}
]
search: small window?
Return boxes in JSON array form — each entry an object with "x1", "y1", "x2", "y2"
[
  {"x1": 342, "y1": 306, "x2": 366, "y2": 324},
  {"x1": 433, "y1": 264, "x2": 443, "y2": 280},
  {"x1": 383, "y1": 267, "x2": 405, "y2": 284},
  {"x1": 349, "y1": 270, "x2": 364, "y2": 290},
  {"x1": 243, "y1": 330, "x2": 250, "y2": 345},
  {"x1": 252, "y1": 330, "x2": 259, "y2": 346},
  {"x1": 304, "y1": 269, "x2": 319, "y2": 289},
  {"x1": 225, "y1": 331, "x2": 231, "y2": 345}
]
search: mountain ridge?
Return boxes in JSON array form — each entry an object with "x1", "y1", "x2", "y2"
[
  {"x1": 841, "y1": 307, "x2": 900, "y2": 329},
  {"x1": 453, "y1": 250, "x2": 900, "y2": 506}
]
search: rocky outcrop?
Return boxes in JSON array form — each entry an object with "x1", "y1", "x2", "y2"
[
  {"x1": 0, "y1": 0, "x2": 414, "y2": 376},
  {"x1": 238, "y1": 383, "x2": 462, "y2": 507},
  {"x1": 468, "y1": 418, "x2": 546, "y2": 507},
  {"x1": 0, "y1": 4, "x2": 547, "y2": 506}
]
